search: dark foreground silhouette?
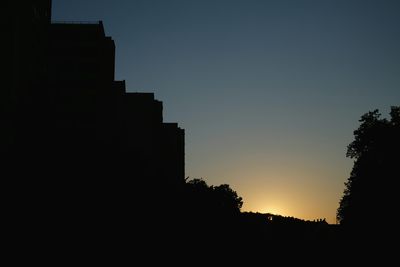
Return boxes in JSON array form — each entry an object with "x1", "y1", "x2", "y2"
[
  {"x1": 337, "y1": 107, "x2": 400, "y2": 242},
  {"x1": 5, "y1": 1, "x2": 398, "y2": 263}
]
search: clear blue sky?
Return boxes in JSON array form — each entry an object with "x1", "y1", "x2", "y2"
[{"x1": 53, "y1": 0, "x2": 400, "y2": 223}]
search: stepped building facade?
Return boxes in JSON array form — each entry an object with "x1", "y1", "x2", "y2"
[{"x1": 8, "y1": 1, "x2": 185, "y2": 184}]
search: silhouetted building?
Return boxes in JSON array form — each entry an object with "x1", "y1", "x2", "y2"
[
  {"x1": 7, "y1": 1, "x2": 185, "y2": 184},
  {"x1": 48, "y1": 21, "x2": 185, "y2": 183},
  {"x1": 11, "y1": 0, "x2": 51, "y2": 91},
  {"x1": 49, "y1": 21, "x2": 115, "y2": 85},
  {"x1": 5, "y1": 0, "x2": 52, "y2": 155},
  {"x1": 121, "y1": 92, "x2": 185, "y2": 183}
]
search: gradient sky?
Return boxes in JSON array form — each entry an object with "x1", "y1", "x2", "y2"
[{"x1": 53, "y1": 0, "x2": 400, "y2": 223}]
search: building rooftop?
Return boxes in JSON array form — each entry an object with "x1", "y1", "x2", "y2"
[{"x1": 50, "y1": 21, "x2": 106, "y2": 40}]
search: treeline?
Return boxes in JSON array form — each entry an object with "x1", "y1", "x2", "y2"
[
  {"x1": 144, "y1": 176, "x2": 339, "y2": 257},
  {"x1": 151, "y1": 106, "x2": 400, "y2": 258}
]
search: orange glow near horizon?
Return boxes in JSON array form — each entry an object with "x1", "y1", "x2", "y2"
[
  {"x1": 199, "y1": 161, "x2": 349, "y2": 225},
  {"x1": 239, "y1": 188, "x2": 340, "y2": 224},
  {"x1": 53, "y1": 0, "x2": 399, "y2": 229},
  {"x1": 254, "y1": 204, "x2": 289, "y2": 217},
  {"x1": 241, "y1": 194, "x2": 297, "y2": 218}
]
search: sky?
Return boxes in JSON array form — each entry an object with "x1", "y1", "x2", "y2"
[{"x1": 53, "y1": 0, "x2": 400, "y2": 223}]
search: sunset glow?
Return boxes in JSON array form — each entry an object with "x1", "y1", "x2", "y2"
[{"x1": 53, "y1": 0, "x2": 400, "y2": 224}]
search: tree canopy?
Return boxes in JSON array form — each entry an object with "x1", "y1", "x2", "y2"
[
  {"x1": 337, "y1": 106, "x2": 400, "y2": 227},
  {"x1": 185, "y1": 178, "x2": 243, "y2": 214}
]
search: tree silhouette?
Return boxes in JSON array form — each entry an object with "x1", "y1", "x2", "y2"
[
  {"x1": 185, "y1": 178, "x2": 243, "y2": 214},
  {"x1": 337, "y1": 106, "x2": 400, "y2": 229},
  {"x1": 213, "y1": 184, "x2": 243, "y2": 213}
]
